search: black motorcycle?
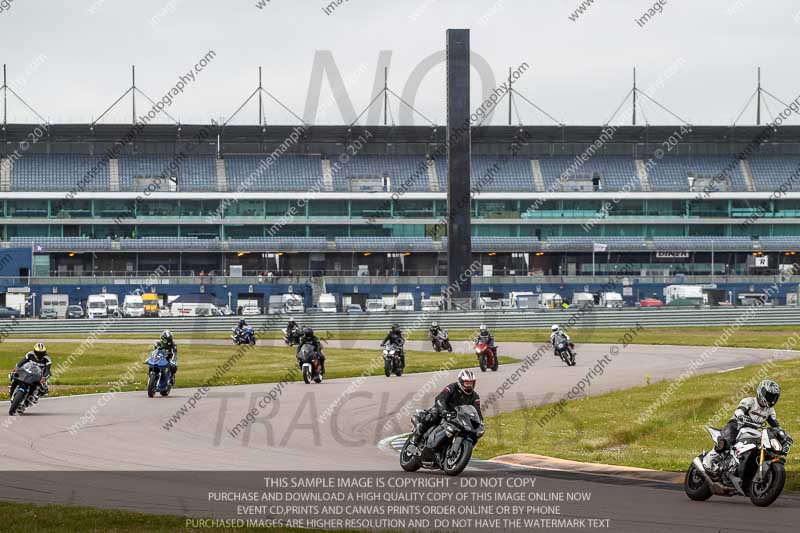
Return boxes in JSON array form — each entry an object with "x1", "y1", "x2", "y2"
[
  {"x1": 553, "y1": 334, "x2": 576, "y2": 366},
  {"x1": 686, "y1": 420, "x2": 793, "y2": 507},
  {"x1": 382, "y1": 343, "x2": 404, "y2": 377},
  {"x1": 298, "y1": 344, "x2": 323, "y2": 384},
  {"x1": 283, "y1": 327, "x2": 300, "y2": 346},
  {"x1": 430, "y1": 331, "x2": 452, "y2": 352},
  {"x1": 8, "y1": 361, "x2": 44, "y2": 416},
  {"x1": 400, "y1": 405, "x2": 485, "y2": 476}
]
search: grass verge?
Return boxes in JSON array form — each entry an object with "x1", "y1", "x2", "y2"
[
  {"x1": 0, "y1": 343, "x2": 513, "y2": 401},
  {"x1": 474, "y1": 357, "x2": 800, "y2": 492}
]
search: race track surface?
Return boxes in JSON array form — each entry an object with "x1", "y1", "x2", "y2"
[{"x1": 0, "y1": 341, "x2": 797, "y2": 532}]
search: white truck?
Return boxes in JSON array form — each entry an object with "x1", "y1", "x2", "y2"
[
  {"x1": 509, "y1": 291, "x2": 538, "y2": 309},
  {"x1": 571, "y1": 292, "x2": 595, "y2": 307},
  {"x1": 283, "y1": 294, "x2": 304, "y2": 314},
  {"x1": 480, "y1": 297, "x2": 502, "y2": 310},
  {"x1": 318, "y1": 293, "x2": 337, "y2": 313},
  {"x1": 540, "y1": 293, "x2": 563, "y2": 309},
  {"x1": 87, "y1": 294, "x2": 108, "y2": 319},
  {"x1": 104, "y1": 294, "x2": 120, "y2": 316},
  {"x1": 421, "y1": 296, "x2": 442, "y2": 312},
  {"x1": 664, "y1": 285, "x2": 705, "y2": 305},
  {"x1": 395, "y1": 292, "x2": 414, "y2": 311},
  {"x1": 599, "y1": 291, "x2": 624, "y2": 308},
  {"x1": 41, "y1": 294, "x2": 69, "y2": 318},
  {"x1": 171, "y1": 302, "x2": 223, "y2": 317},
  {"x1": 5, "y1": 292, "x2": 28, "y2": 317},
  {"x1": 122, "y1": 294, "x2": 145, "y2": 318},
  {"x1": 366, "y1": 298, "x2": 386, "y2": 312}
]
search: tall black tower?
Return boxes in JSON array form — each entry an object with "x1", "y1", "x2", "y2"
[{"x1": 445, "y1": 29, "x2": 473, "y2": 306}]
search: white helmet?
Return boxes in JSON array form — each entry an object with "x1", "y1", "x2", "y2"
[
  {"x1": 551, "y1": 324, "x2": 559, "y2": 332},
  {"x1": 479, "y1": 324, "x2": 487, "y2": 332},
  {"x1": 458, "y1": 369, "x2": 476, "y2": 394}
]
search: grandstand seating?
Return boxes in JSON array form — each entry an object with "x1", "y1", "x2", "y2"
[
  {"x1": 119, "y1": 237, "x2": 220, "y2": 251},
  {"x1": 334, "y1": 237, "x2": 441, "y2": 251},
  {"x1": 545, "y1": 236, "x2": 647, "y2": 251},
  {"x1": 647, "y1": 156, "x2": 748, "y2": 192},
  {"x1": 650, "y1": 236, "x2": 754, "y2": 251},
  {"x1": 224, "y1": 155, "x2": 324, "y2": 191},
  {"x1": 10, "y1": 154, "x2": 110, "y2": 191},
  {"x1": 228, "y1": 237, "x2": 327, "y2": 251},
  {"x1": 434, "y1": 155, "x2": 536, "y2": 191},
  {"x1": 758, "y1": 237, "x2": 800, "y2": 251},
  {"x1": 118, "y1": 154, "x2": 216, "y2": 192},
  {"x1": 471, "y1": 236, "x2": 541, "y2": 250},
  {"x1": 538, "y1": 155, "x2": 640, "y2": 192},
  {"x1": 330, "y1": 155, "x2": 431, "y2": 192},
  {"x1": 746, "y1": 155, "x2": 800, "y2": 192},
  {"x1": 9, "y1": 236, "x2": 112, "y2": 250}
]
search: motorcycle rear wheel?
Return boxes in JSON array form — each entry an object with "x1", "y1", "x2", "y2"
[
  {"x1": 399, "y1": 436, "x2": 422, "y2": 472},
  {"x1": 443, "y1": 440, "x2": 473, "y2": 476},
  {"x1": 8, "y1": 388, "x2": 25, "y2": 416},
  {"x1": 749, "y1": 463, "x2": 785, "y2": 507},
  {"x1": 684, "y1": 462, "x2": 712, "y2": 501}
]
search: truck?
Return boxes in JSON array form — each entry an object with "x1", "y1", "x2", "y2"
[
  {"x1": 283, "y1": 294, "x2": 304, "y2": 314},
  {"x1": 571, "y1": 292, "x2": 595, "y2": 307},
  {"x1": 663, "y1": 285, "x2": 705, "y2": 305},
  {"x1": 171, "y1": 302, "x2": 223, "y2": 317},
  {"x1": 237, "y1": 298, "x2": 261, "y2": 315},
  {"x1": 382, "y1": 294, "x2": 397, "y2": 311},
  {"x1": 87, "y1": 294, "x2": 108, "y2": 319},
  {"x1": 421, "y1": 296, "x2": 442, "y2": 312},
  {"x1": 365, "y1": 298, "x2": 385, "y2": 312},
  {"x1": 540, "y1": 293, "x2": 563, "y2": 309},
  {"x1": 599, "y1": 291, "x2": 624, "y2": 308},
  {"x1": 318, "y1": 293, "x2": 337, "y2": 313},
  {"x1": 104, "y1": 294, "x2": 120, "y2": 316},
  {"x1": 122, "y1": 294, "x2": 145, "y2": 318},
  {"x1": 142, "y1": 293, "x2": 160, "y2": 317},
  {"x1": 4, "y1": 292, "x2": 28, "y2": 317},
  {"x1": 395, "y1": 292, "x2": 414, "y2": 312},
  {"x1": 509, "y1": 291, "x2": 538, "y2": 309},
  {"x1": 479, "y1": 297, "x2": 502, "y2": 310},
  {"x1": 41, "y1": 294, "x2": 69, "y2": 318}
]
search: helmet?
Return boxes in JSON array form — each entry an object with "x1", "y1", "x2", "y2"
[
  {"x1": 33, "y1": 343, "x2": 47, "y2": 360},
  {"x1": 238, "y1": 319, "x2": 247, "y2": 327},
  {"x1": 479, "y1": 324, "x2": 487, "y2": 333},
  {"x1": 757, "y1": 380, "x2": 780, "y2": 408},
  {"x1": 458, "y1": 369, "x2": 476, "y2": 394},
  {"x1": 288, "y1": 317, "x2": 295, "y2": 323},
  {"x1": 432, "y1": 321, "x2": 438, "y2": 327},
  {"x1": 302, "y1": 327, "x2": 314, "y2": 337},
  {"x1": 391, "y1": 323, "x2": 400, "y2": 333},
  {"x1": 161, "y1": 330, "x2": 173, "y2": 343},
  {"x1": 551, "y1": 325, "x2": 559, "y2": 332}
]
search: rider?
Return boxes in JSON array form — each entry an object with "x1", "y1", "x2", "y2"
[
  {"x1": 286, "y1": 317, "x2": 301, "y2": 344},
  {"x1": 10, "y1": 342, "x2": 52, "y2": 401},
  {"x1": 296, "y1": 327, "x2": 326, "y2": 375},
  {"x1": 429, "y1": 321, "x2": 443, "y2": 339},
  {"x1": 549, "y1": 324, "x2": 572, "y2": 351},
  {"x1": 233, "y1": 318, "x2": 249, "y2": 340},
  {"x1": 381, "y1": 323, "x2": 406, "y2": 368},
  {"x1": 702, "y1": 379, "x2": 784, "y2": 473},
  {"x1": 154, "y1": 330, "x2": 178, "y2": 384},
  {"x1": 475, "y1": 324, "x2": 497, "y2": 359},
  {"x1": 409, "y1": 369, "x2": 482, "y2": 449}
]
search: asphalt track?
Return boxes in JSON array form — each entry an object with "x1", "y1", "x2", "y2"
[{"x1": 0, "y1": 340, "x2": 798, "y2": 532}]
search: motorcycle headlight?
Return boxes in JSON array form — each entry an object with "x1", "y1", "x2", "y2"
[
  {"x1": 445, "y1": 423, "x2": 457, "y2": 437},
  {"x1": 770, "y1": 438, "x2": 783, "y2": 452}
]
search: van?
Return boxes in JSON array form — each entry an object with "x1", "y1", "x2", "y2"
[
  {"x1": 318, "y1": 293, "x2": 337, "y2": 313},
  {"x1": 123, "y1": 294, "x2": 145, "y2": 318},
  {"x1": 41, "y1": 294, "x2": 69, "y2": 318},
  {"x1": 395, "y1": 292, "x2": 414, "y2": 311},
  {"x1": 283, "y1": 294, "x2": 304, "y2": 314},
  {"x1": 599, "y1": 291, "x2": 624, "y2": 308},
  {"x1": 171, "y1": 302, "x2": 222, "y2": 317},
  {"x1": 87, "y1": 294, "x2": 108, "y2": 319},
  {"x1": 366, "y1": 299, "x2": 385, "y2": 312},
  {"x1": 104, "y1": 294, "x2": 120, "y2": 316}
]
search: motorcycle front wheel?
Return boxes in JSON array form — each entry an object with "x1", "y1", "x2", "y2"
[
  {"x1": 479, "y1": 354, "x2": 487, "y2": 372},
  {"x1": 749, "y1": 462, "x2": 785, "y2": 507},
  {"x1": 8, "y1": 387, "x2": 25, "y2": 416},
  {"x1": 491, "y1": 355, "x2": 499, "y2": 371},
  {"x1": 147, "y1": 373, "x2": 158, "y2": 398},
  {"x1": 443, "y1": 439, "x2": 473, "y2": 476},
  {"x1": 384, "y1": 359, "x2": 392, "y2": 377},
  {"x1": 302, "y1": 365, "x2": 311, "y2": 384},
  {"x1": 399, "y1": 436, "x2": 422, "y2": 472},
  {"x1": 684, "y1": 461, "x2": 712, "y2": 501}
]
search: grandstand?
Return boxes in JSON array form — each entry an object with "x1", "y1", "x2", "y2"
[{"x1": 2, "y1": 123, "x2": 800, "y2": 309}]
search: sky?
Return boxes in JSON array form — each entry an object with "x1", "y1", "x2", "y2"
[{"x1": 1, "y1": 0, "x2": 799, "y2": 126}]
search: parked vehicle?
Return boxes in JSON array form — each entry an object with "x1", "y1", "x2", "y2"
[
  {"x1": 40, "y1": 308, "x2": 58, "y2": 319},
  {"x1": 4, "y1": 293, "x2": 27, "y2": 318},
  {"x1": 399, "y1": 405, "x2": 485, "y2": 476},
  {"x1": 509, "y1": 291, "x2": 538, "y2": 309},
  {"x1": 41, "y1": 294, "x2": 69, "y2": 318},
  {"x1": 540, "y1": 293, "x2": 563, "y2": 309},
  {"x1": 86, "y1": 294, "x2": 108, "y2": 319},
  {"x1": 430, "y1": 330, "x2": 452, "y2": 352},
  {"x1": 475, "y1": 340, "x2": 499, "y2": 372},
  {"x1": 104, "y1": 294, "x2": 120, "y2": 316},
  {"x1": 318, "y1": 293, "x2": 337, "y2": 313},
  {"x1": 241, "y1": 305, "x2": 261, "y2": 316},
  {"x1": 123, "y1": 294, "x2": 145, "y2": 318},
  {"x1": 7, "y1": 361, "x2": 44, "y2": 415},
  {"x1": 479, "y1": 297, "x2": 501, "y2": 310},
  {"x1": 142, "y1": 293, "x2": 160, "y2": 317},
  {"x1": 0, "y1": 306, "x2": 19, "y2": 319},
  {"x1": 664, "y1": 285, "x2": 705, "y2": 305},
  {"x1": 171, "y1": 302, "x2": 222, "y2": 317},
  {"x1": 553, "y1": 332, "x2": 576, "y2": 366},
  {"x1": 346, "y1": 304, "x2": 363, "y2": 313},
  {"x1": 571, "y1": 292, "x2": 595, "y2": 307},
  {"x1": 298, "y1": 344, "x2": 323, "y2": 384},
  {"x1": 395, "y1": 292, "x2": 414, "y2": 311},
  {"x1": 599, "y1": 291, "x2": 624, "y2": 308},
  {"x1": 366, "y1": 299, "x2": 385, "y2": 312},
  {"x1": 639, "y1": 298, "x2": 663, "y2": 307},
  {"x1": 382, "y1": 343, "x2": 404, "y2": 377},
  {"x1": 421, "y1": 298, "x2": 442, "y2": 312},
  {"x1": 685, "y1": 420, "x2": 793, "y2": 507},
  {"x1": 231, "y1": 325, "x2": 256, "y2": 345},
  {"x1": 66, "y1": 305, "x2": 84, "y2": 319},
  {"x1": 145, "y1": 347, "x2": 173, "y2": 398}
]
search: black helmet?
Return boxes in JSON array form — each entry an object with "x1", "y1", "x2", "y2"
[
  {"x1": 391, "y1": 323, "x2": 400, "y2": 333},
  {"x1": 302, "y1": 327, "x2": 314, "y2": 337},
  {"x1": 161, "y1": 330, "x2": 173, "y2": 343},
  {"x1": 757, "y1": 379, "x2": 780, "y2": 408},
  {"x1": 33, "y1": 342, "x2": 47, "y2": 360},
  {"x1": 238, "y1": 319, "x2": 247, "y2": 327}
]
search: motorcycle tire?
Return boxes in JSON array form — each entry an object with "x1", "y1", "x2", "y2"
[
  {"x1": 8, "y1": 388, "x2": 25, "y2": 416},
  {"x1": 314, "y1": 373, "x2": 323, "y2": 384},
  {"x1": 399, "y1": 436, "x2": 422, "y2": 472},
  {"x1": 394, "y1": 366, "x2": 403, "y2": 377},
  {"x1": 384, "y1": 359, "x2": 392, "y2": 377},
  {"x1": 749, "y1": 463, "x2": 785, "y2": 507},
  {"x1": 147, "y1": 373, "x2": 158, "y2": 398},
  {"x1": 251, "y1": 338, "x2": 257, "y2": 345},
  {"x1": 443, "y1": 439, "x2": 474, "y2": 476},
  {"x1": 479, "y1": 354, "x2": 487, "y2": 372},
  {"x1": 446, "y1": 342, "x2": 452, "y2": 352},
  {"x1": 683, "y1": 462, "x2": 712, "y2": 501},
  {"x1": 491, "y1": 355, "x2": 499, "y2": 371},
  {"x1": 303, "y1": 366, "x2": 312, "y2": 384}
]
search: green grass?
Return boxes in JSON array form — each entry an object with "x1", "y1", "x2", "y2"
[
  {"x1": 0, "y1": 343, "x2": 514, "y2": 401},
  {"x1": 474, "y1": 358, "x2": 800, "y2": 491},
  {"x1": 13, "y1": 324, "x2": 800, "y2": 350},
  {"x1": 0, "y1": 501, "x2": 346, "y2": 533}
]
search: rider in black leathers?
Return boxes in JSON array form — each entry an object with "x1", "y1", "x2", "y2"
[
  {"x1": 409, "y1": 369, "x2": 482, "y2": 449},
  {"x1": 233, "y1": 319, "x2": 249, "y2": 341},
  {"x1": 154, "y1": 330, "x2": 178, "y2": 384},
  {"x1": 10, "y1": 342, "x2": 52, "y2": 400},
  {"x1": 296, "y1": 327, "x2": 326, "y2": 374},
  {"x1": 285, "y1": 317, "x2": 301, "y2": 344},
  {"x1": 381, "y1": 323, "x2": 406, "y2": 368},
  {"x1": 475, "y1": 324, "x2": 497, "y2": 359}
]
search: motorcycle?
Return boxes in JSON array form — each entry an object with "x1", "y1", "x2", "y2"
[
  {"x1": 145, "y1": 348, "x2": 173, "y2": 398},
  {"x1": 8, "y1": 362, "x2": 44, "y2": 416},
  {"x1": 685, "y1": 420, "x2": 793, "y2": 507},
  {"x1": 382, "y1": 343, "x2": 404, "y2": 377},
  {"x1": 231, "y1": 325, "x2": 256, "y2": 345},
  {"x1": 475, "y1": 341, "x2": 498, "y2": 372},
  {"x1": 430, "y1": 331, "x2": 452, "y2": 352},
  {"x1": 400, "y1": 405, "x2": 485, "y2": 476},
  {"x1": 553, "y1": 334, "x2": 576, "y2": 366},
  {"x1": 298, "y1": 344, "x2": 323, "y2": 384},
  {"x1": 283, "y1": 327, "x2": 300, "y2": 346}
]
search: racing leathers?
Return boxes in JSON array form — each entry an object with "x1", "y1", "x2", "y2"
[
  {"x1": 382, "y1": 330, "x2": 406, "y2": 368},
  {"x1": 702, "y1": 397, "x2": 781, "y2": 473},
  {"x1": 11, "y1": 351, "x2": 52, "y2": 398},
  {"x1": 411, "y1": 382, "x2": 483, "y2": 447},
  {"x1": 154, "y1": 338, "x2": 178, "y2": 384},
  {"x1": 476, "y1": 330, "x2": 497, "y2": 359},
  {"x1": 550, "y1": 328, "x2": 573, "y2": 355},
  {"x1": 296, "y1": 335, "x2": 326, "y2": 374}
]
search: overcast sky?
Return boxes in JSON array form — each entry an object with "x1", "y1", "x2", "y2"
[{"x1": 1, "y1": 0, "x2": 799, "y2": 126}]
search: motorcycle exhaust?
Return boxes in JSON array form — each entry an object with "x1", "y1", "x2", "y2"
[{"x1": 692, "y1": 457, "x2": 731, "y2": 496}]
